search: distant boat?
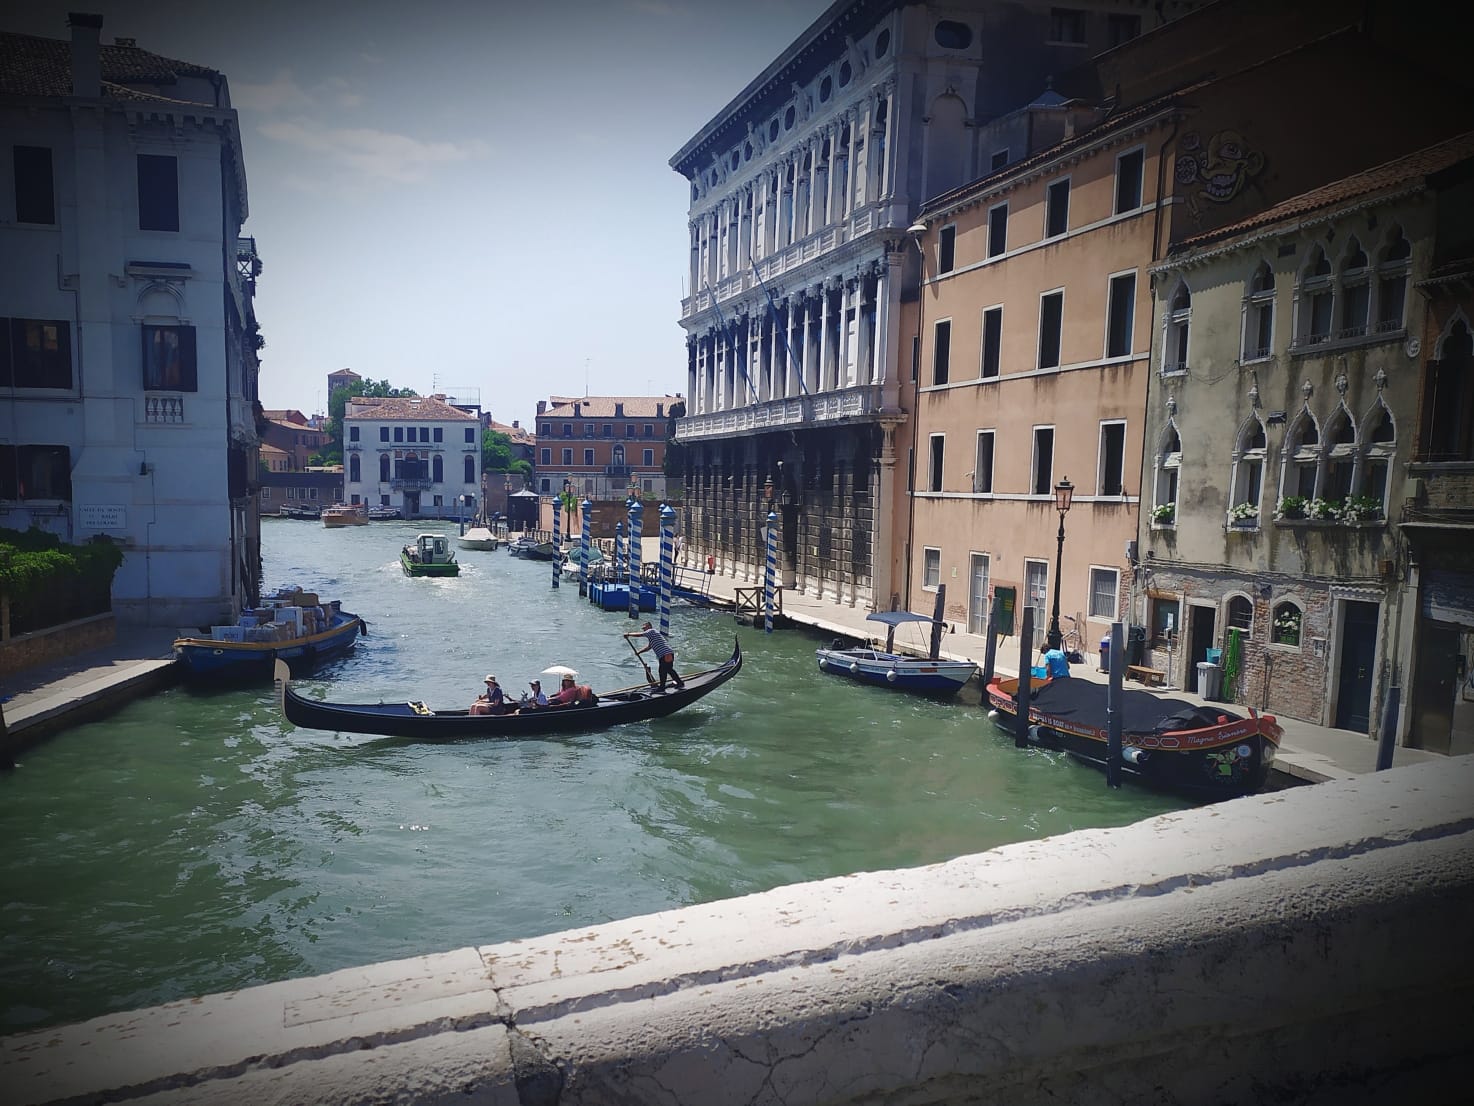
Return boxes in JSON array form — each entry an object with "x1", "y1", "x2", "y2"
[
  {"x1": 458, "y1": 527, "x2": 500, "y2": 551},
  {"x1": 367, "y1": 505, "x2": 402, "y2": 521},
  {"x1": 507, "y1": 534, "x2": 556, "y2": 560},
  {"x1": 276, "y1": 503, "x2": 321, "y2": 519},
  {"x1": 814, "y1": 587, "x2": 977, "y2": 696},
  {"x1": 400, "y1": 533, "x2": 460, "y2": 577},
  {"x1": 322, "y1": 504, "x2": 368, "y2": 527}
]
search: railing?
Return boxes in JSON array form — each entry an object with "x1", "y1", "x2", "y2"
[
  {"x1": 390, "y1": 476, "x2": 433, "y2": 489},
  {"x1": 143, "y1": 396, "x2": 184, "y2": 423},
  {"x1": 675, "y1": 383, "x2": 888, "y2": 441},
  {"x1": 605, "y1": 464, "x2": 630, "y2": 477}
]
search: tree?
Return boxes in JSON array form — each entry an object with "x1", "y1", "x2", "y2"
[
  {"x1": 481, "y1": 429, "x2": 514, "y2": 473},
  {"x1": 315, "y1": 378, "x2": 417, "y2": 464}
]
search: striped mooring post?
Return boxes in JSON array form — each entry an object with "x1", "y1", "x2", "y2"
[
  {"x1": 579, "y1": 498, "x2": 593, "y2": 597},
  {"x1": 614, "y1": 521, "x2": 625, "y2": 585},
  {"x1": 551, "y1": 495, "x2": 561, "y2": 590},
  {"x1": 658, "y1": 504, "x2": 675, "y2": 637},
  {"x1": 764, "y1": 510, "x2": 778, "y2": 633},
  {"x1": 627, "y1": 498, "x2": 643, "y2": 620}
]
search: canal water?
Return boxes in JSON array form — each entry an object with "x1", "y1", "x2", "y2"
[{"x1": 0, "y1": 520, "x2": 1185, "y2": 1033}]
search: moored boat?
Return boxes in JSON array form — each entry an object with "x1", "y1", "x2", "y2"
[
  {"x1": 815, "y1": 607, "x2": 977, "y2": 696},
  {"x1": 458, "y1": 527, "x2": 500, "y2": 551},
  {"x1": 400, "y1": 533, "x2": 460, "y2": 576},
  {"x1": 174, "y1": 588, "x2": 364, "y2": 682},
  {"x1": 277, "y1": 639, "x2": 743, "y2": 740},
  {"x1": 367, "y1": 505, "x2": 402, "y2": 521},
  {"x1": 986, "y1": 674, "x2": 1282, "y2": 800},
  {"x1": 322, "y1": 504, "x2": 368, "y2": 527},
  {"x1": 507, "y1": 534, "x2": 556, "y2": 560}
]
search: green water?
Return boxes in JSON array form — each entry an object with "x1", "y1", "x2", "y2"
[{"x1": 0, "y1": 520, "x2": 1184, "y2": 1033}]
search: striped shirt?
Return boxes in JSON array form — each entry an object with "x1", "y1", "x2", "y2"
[{"x1": 640, "y1": 627, "x2": 674, "y2": 659}]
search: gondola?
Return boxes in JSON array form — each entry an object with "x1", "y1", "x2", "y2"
[
  {"x1": 277, "y1": 639, "x2": 742, "y2": 740},
  {"x1": 987, "y1": 674, "x2": 1282, "y2": 800}
]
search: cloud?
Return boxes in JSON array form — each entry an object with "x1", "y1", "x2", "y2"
[
  {"x1": 231, "y1": 70, "x2": 312, "y2": 112},
  {"x1": 256, "y1": 118, "x2": 490, "y2": 183}
]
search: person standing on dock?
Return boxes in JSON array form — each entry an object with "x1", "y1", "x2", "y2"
[{"x1": 625, "y1": 621, "x2": 684, "y2": 692}]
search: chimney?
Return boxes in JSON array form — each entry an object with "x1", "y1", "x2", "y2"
[
  {"x1": 512, "y1": 420, "x2": 520, "y2": 428},
  {"x1": 573, "y1": 402, "x2": 582, "y2": 417},
  {"x1": 68, "y1": 12, "x2": 103, "y2": 99},
  {"x1": 615, "y1": 402, "x2": 624, "y2": 418},
  {"x1": 536, "y1": 400, "x2": 546, "y2": 416},
  {"x1": 656, "y1": 403, "x2": 664, "y2": 418}
]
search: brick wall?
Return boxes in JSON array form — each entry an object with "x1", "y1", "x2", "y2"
[{"x1": 0, "y1": 613, "x2": 115, "y2": 678}]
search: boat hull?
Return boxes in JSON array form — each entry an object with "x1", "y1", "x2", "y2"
[
  {"x1": 175, "y1": 613, "x2": 364, "y2": 682},
  {"x1": 400, "y1": 550, "x2": 459, "y2": 576},
  {"x1": 815, "y1": 647, "x2": 977, "y2": 695},
  {"x1": 279, "y1": 640, "x2": 743, "y2": 740},
  {"x1": 987, "y1": 676, "x2": 1281, "y2": 801}
]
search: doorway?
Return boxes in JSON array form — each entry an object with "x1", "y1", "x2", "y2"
[
  {"x1": 1334, "y1": 600, "x2": 1378, "y2": 732},
  {"x1": 968, "y1": 553, "x2": 991, "y2": 635},
  {"x1": 1187, "y1": 603, "x2": 1216, "y2": 666},
  {"x1": 404, "y1": 492, "x2": 420, "y2": 518}
]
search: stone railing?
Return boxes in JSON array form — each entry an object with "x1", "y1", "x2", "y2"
[
  {"x1": 5, "y1": 757, "x2": 1471, "y2": 1105},
  {"x1": 676, "y1": 383, "x2": 887, "y2": 441}
]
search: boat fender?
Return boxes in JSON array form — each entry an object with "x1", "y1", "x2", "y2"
[
  {"x1": 986, "y1": 709, "x2": 998, "y2": 721},
  {"x1": 1027, "y1": 725, "x2": 1045, "y2": 745},
  {"x1": 886, "y1": 668, "x2": 898, "y2": 682},
  {"x1": 849, "y1": 661, "x2": 859, "y2": 673},
  {"x1": 1122, "y1": 746, "x2": 1147, "y2": 766},
  {"x1": 818, "y1": 657, "x2": 828, "y2": 670}
]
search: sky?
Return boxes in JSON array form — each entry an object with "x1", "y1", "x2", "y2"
[{"x1": 14, "y1": 0, "x2": 821, "y2": 426}]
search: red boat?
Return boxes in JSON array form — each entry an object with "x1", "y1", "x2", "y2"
[{"x1": 987, "y1": 674, "x2": 1282, "y2": 801}]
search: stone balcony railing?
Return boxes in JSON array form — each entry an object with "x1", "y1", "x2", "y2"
[{"x1": 675, "y1": 383, "x2": 891, "y2": 442}]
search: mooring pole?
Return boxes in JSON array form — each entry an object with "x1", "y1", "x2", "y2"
[
  {"x1": 1376, "y1": 684, "x2": 1401, "y2": 771},
  {"x1": 1106, "y1": 621, "x2": 1124, "y2": 789},
  {"x1": 928, "y1": 584, "x2": 946, "y2": 660},
  {"x1": 1015, "y1": 607, "x2": 1034, "y2": 749}
]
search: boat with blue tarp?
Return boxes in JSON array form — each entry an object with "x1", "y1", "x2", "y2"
[{"x1": 815, "y1": 592, "x2": 978, "y2": 696}]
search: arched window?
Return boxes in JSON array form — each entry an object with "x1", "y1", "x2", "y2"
[
  {"x1": 1271, "y1": 601, "x2": 1302, "y2": 648},
  {"x1": 1227, "y1": 595, "x2": 1254, "y2": 634},
  {"x1": 349, "y1": 454, "x2": 360, "y2": 483},
  {"x1": 1163, "y1": 283, "x2": 1191, "y2": 373},
  {"x1": 432, "y1": 454, "x2": 444, "y2": 483},
  {"x1": 1322, "y1": 406, "x2": 1357, "y2": 503},
  {"x1": 1281, "y1": 408, "x2": 1320, "y2": 508},
  {"x1": 1337, "y1": 239, "x2": 1371, "y2": 339},
  {"x1": 1242, "y1": 262, "x2": 1275, "y2": 361},
  {"x1": 379, "y1": 453, "x2": 390, "y2": 482},
  {"x1": 1358, "y1": 400, "x2": 1395, "y2": 512},
  {"x1": 1230, "y1": 416, "x2": 1267, "y2": 521},
  {"x1": 1153, "y1": 422, "x2": 1181, "y2": 523},
  {"x1": 1375, "y1": 228, "x2": 1411, "y2": 333},
  {"x1": 1300, "y1": 247, "x2": 1334, "y2": 345},
  {"x1": 464, "y1": 456, "x2": 475, "y2": 483},
  {"x1": 1421, "y1": 315, "x2": 1474, "y2": 461}
]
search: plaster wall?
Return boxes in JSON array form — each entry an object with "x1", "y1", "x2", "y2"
[{"x1": 5, "y1": 757, "x2": 1471, "y2": 1105}]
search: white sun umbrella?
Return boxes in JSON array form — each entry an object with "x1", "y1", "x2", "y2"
[{"x1": 541, "y1": 664, "x2": 579, "y2": 680}]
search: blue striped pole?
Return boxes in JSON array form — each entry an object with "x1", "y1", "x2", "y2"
[
  {"x1": 628, "y1": 497, "x2": 643, "y2": 619},
  {"x1": 764, "y1": 510, "x2": 778, "y2": 633},
  {"x1": 659, "y1": 505, "x2": 675, "y2": 636},
  {"x1": 614, "y1": 521, "x2": 625, "y2": 585},
  {"x1": 579, "y1": 498, "x2": 592, "y2": 597},
  {"x1": 551, "y1": 495, "x2": 562, "y2": 590}
]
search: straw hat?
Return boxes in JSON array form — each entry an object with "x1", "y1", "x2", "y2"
[{"x1": 484, "y1": 675, "x2": 497, "y2": 684}]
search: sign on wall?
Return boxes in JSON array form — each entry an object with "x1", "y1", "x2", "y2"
[
  {"x1": 992, "y1": 585, "x2": 1016, "y2": 636},
  {"x1": 78, "y1": 504, "x2": 127, "y2": 531}
]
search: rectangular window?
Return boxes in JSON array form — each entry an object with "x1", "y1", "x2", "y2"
[
  {"x1": 583, "y1": 448, "x2": 595, "y2": 465},
  {"x1": 1115, "y1": 148, "x2": 1144, "y2": 214},
  {"x1": 140, "y1": 324, "x2": 196, "y2": 391},
  {"x1": 643, "y1": 424, "x2": 654, "y2": 438},
  {"x1": 933, "y1": 319, "x2": 952, "y2": 385},
  {"x1": 137, "y1": 154, "x2": 179, "y2": 232},
  {"x1": 1026, "y1": 560, "x2": 1049, "y2": 642},
  {"x1": 928, "y1": 434, "x2": 945, "y2": 492},
  {"x1": 13, "y1": 146, "x2": 55, "y2": 224},
  {"x1": 6, "y1": 318, "x2": 72, "y2": 389},
  {"x1": 349, "y1": 425, "x2": 359, "y2": 441},
  {"x1": 990, "y1": 149, "x2": 1009, "y2": 171},
  {"x1": 1049, "y1": 7, "x2": 1087, "y2": 43},
  {"x1": 911, "y1": 334, "x2": 920, "y2": 382},
  {"x1": 1106, "y1": 272, "x2": 1135, "y2": 358},
  {"x1": 540, "y1": 447, "x2": 551, "y2": 465},
  {"x1": 261, "y1": 487, "x2": 271, "y2": 500},
  {"x1": 380, "y1": 427, "x2": 389, "y2": 441},
  {"x1": 1045, "y1": 179, "x2": 1070, "y2": 238},
  {"x1": 1150, "y1": 595, "x2": 1180, "y2": 647},
  {"x1": 420, "y1": 427, "x2": 430, "y2": 443},
  {"x1": 980, "y1": 306, "x2": 1002, "y2": 378},
  {"x1": 974, "y1": 430, "x2": 995, "y2": 493},
  {"x1": 1089, "y1": 567, "x2": 1120, "y2": 621},
  {"x1": 643, "y1": 448, "x2": 654, "y2": 466},
  {"x1": 938, "y1": 225, "x2": 956, "y2": 274},
  {"x1": 1107, "y1": 13, "x2": 1141, "y2": 46},
  {"x1": 603, "y1": 424, "x2": 613, "y2": 437},
  {"x1": 923, "y1": 547, "x2": 941, "y2": 591},
  {"x1": 1098, "y1": 421, "x2": 1126, "y2": 496},
  {"x1": 1038, "y1": 291, "x2": 1063, "y2": 369},
  {"x1": 0, "y1": 444, "x2": 72, "y2": 501},
  {"x1": 1032, "y1": 427, "x2": 1054, "y2": 494},
  {"x1": 626, "y1": 424, "x2": 635, "y2": 437},
  {"x1": 394, "y1": 427, "x2": 403, "y2": 442},
  {"x1": 988, "y1": 203, "x2": 1008, "y2": 258},
  {"x1": 562, "y1": 447, "x2": 573, "y2": 465}
]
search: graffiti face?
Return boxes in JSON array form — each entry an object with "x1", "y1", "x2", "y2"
[{"x1": 1176, "y1": 129, "x2": 1265, "y2": 219}]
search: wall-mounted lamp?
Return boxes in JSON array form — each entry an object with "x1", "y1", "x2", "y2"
[
  {"x1": 907, "y1": 222, "x2": 927, "y2": 237},
  {"x1": 138, "y1": 461, "x2": 151, "y2": 476}
]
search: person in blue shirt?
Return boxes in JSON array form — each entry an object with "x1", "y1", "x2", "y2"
[{"x1": 1041, "y1": 645, "x2": 1072, "y2": 679}]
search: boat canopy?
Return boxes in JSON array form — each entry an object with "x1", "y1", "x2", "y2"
[{"x1": 866, "y1": 611, "x2": 939, "y2": 627}]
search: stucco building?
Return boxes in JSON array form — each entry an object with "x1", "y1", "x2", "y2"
[
  {"x1": 343, "y1": 394, "x2": 480, "y2": 518},
  {"x1": 534, "y1": 395, "x2": 677, "y2": 500},
  {"x1": 670, "y1": 0, "x2": 1198, "y2": 610},
  {"x1": 1, "y1": 13, "x2": 262, "y2": 624}
]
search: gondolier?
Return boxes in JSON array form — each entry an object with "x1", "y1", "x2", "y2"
[{"x1": 625, "y1": 621, "x2": 684, "y2": 692}]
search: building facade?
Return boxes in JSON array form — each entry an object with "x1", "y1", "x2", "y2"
[
  {"x1": 534, "y1": 396, "x2": 676, "y2": 500},
  {"x1": 670, "y1": 0, "x2": 1196, "y2": 609},
  {"x1": 260, "y1": 414, "x2": 325, "y2": 471},
  {"x1": 342, "y1": 394, "x2": 480, "y2": 518},
  {"x1": 1, "y1": 14, "x2": 261, "y2": 624}
]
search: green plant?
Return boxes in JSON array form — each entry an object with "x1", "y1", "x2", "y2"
[
  {"x1": 1272, "y1": 608, "x2": 1302, "y2": 646},
  {"x1": 1228, "y1": 501, "x2": 1259, "y2": 522},
  {"x1": 1339, "y1": 495, "x2": 1383, "y2": 522},
  {"x1": 1151, "y1": 502, "x2": 1176, "y2": 523},
  {"x1": 1304, "y1": 497, "x2": 1334, "y2": 521},
  {"x1": 1277, "y1": 495, "x2": 1307, "y2": 519},
  {"x1": 0, "y1": 529, "x2": 123, "y2": 635}
]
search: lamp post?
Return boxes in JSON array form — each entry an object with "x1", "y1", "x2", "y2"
[{"x1": 1046, "y1": 476, "x2": 1074, "y2": 651}]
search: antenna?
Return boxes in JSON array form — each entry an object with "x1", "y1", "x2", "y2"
[{"x1": 585, "y1": 358, "x2": 590, "y2": 397}]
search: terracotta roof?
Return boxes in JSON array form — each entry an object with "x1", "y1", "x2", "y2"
[
  {"x1": 540, "y1": 395, "x2": 682, "y2": 420},
  {"x1": 259, "y1": 443, "x2": 289, "y2": 458},
  {"x1": 1173, "y1": 130, "x2": 1474, "y2": 253},
  {"x1": 268, "y1": 419, "x2": 323, "y2": 434},
  {"x1": 328, "y1": 368, "x2": 362, "y2": 378},
  {"x1": 344, "y1": 395, "x2": 476, "y2": 421},
  {"x1": 490, "y1": 420, "x2": 535, "y2": 444},
  {"x1": 0, "y1": 29, "x2": 220, "y2": 101},
  {"x1": 262, "y1": 409, "x2": 309, "y2": 425}
]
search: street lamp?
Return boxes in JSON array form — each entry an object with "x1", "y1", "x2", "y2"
[{"x1": 1046, "y1": 476, "x2": 1074, "y2": 651}]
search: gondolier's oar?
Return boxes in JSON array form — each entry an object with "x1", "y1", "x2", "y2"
[{"x1": 625, "y1": 635, "x2": 656, "y2": 686}]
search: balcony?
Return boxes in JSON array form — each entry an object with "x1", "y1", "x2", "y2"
[
  {"x1": 675, "y1": 383, "x2": 892, "y2": 442},
  {"x1": 143, "y1": 396, "x2": 185, "y2": 423},
  {"x1": 605, "y1": 464, "x2": 631, "y2": 477},
  {"x1": 390, "y1": 475, "x2": 434, "y2": 490}
]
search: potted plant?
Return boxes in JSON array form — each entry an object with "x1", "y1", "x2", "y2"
[
  {"x1": 1277, "y1": 495, "x2": 1307, "y2": 520},
  {"x1": 1151, "y1": 502, "x2": 1176, "y2": 524},
  {"x1": 1228, "y1": 502, "x2": 1259, "y2": 526},
  {"x1": 1305, "y1": 497, "x2": 1334, "y2": 521},
  {"x1": 1272, "y1": 608, "x2": 1302, "y2": 647},
  {"x1": 1340, "y1": 494, "x2": 1383, "y2": 523}
]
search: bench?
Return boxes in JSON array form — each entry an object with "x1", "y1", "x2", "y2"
[{"x1": 1126, "y1": 664, "x2": 1167, "y2": 687}]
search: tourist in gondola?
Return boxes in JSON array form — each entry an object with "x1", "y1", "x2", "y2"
[
  {"x1": 470, "y1": 674, "x2": 506, "y2": 715},
  {"x1": 525, "y1": 679, "x2": 549, "y2": 708},
  {"x1": 624, "y1": 621, "x2": 685, "y2": 692}
]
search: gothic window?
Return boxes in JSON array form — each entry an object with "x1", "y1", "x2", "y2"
[
  {"x1": 1242, "y1": 262, "x2": 1275, "y2": 361},
  {"x1": 379, "y1": 453, "x2": 390, "y2": 481},
  {"x1": 1154, "y1": 422, "x2": 1181, "y2": 520},
  {"x1": 1271, "y1": 601, "x2": 1302, "y2": 648},
  {"x1": 1299, "y1": 247, "x2": 1334, "y2": 345},
  {"x1": 1283, "y1": 409, "x2": 1321, "y2": 500},
  {"x1": 1162, "y1": 283, "x2": 1190, "y2": 374},
  {"x1": 1375, "y1": 229, "x2": 1411, "y2": 333},
  {"x1": 1322, "y1": 406, "x2": 1357, "y2": 502},
  {"x1": 1420, "y1": 316, "x2": 1474, "y2": 460},
  {"x1": 1360, "y1": 400, "x2": 1395, "y2": 507},
  {"x1": 1230, "y1": 416, "x2": 1267, "y2": 519},
  {"x1": 1337, "y1": 239, "x2": 1371, "y2": 340},
  {"x1": 1227, "y1": 594, "x2": 1254, "y2": 634}
]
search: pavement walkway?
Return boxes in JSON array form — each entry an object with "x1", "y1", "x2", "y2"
[{"x1": 0, "y1": 559, "x2": 1455, "y2": 785}]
